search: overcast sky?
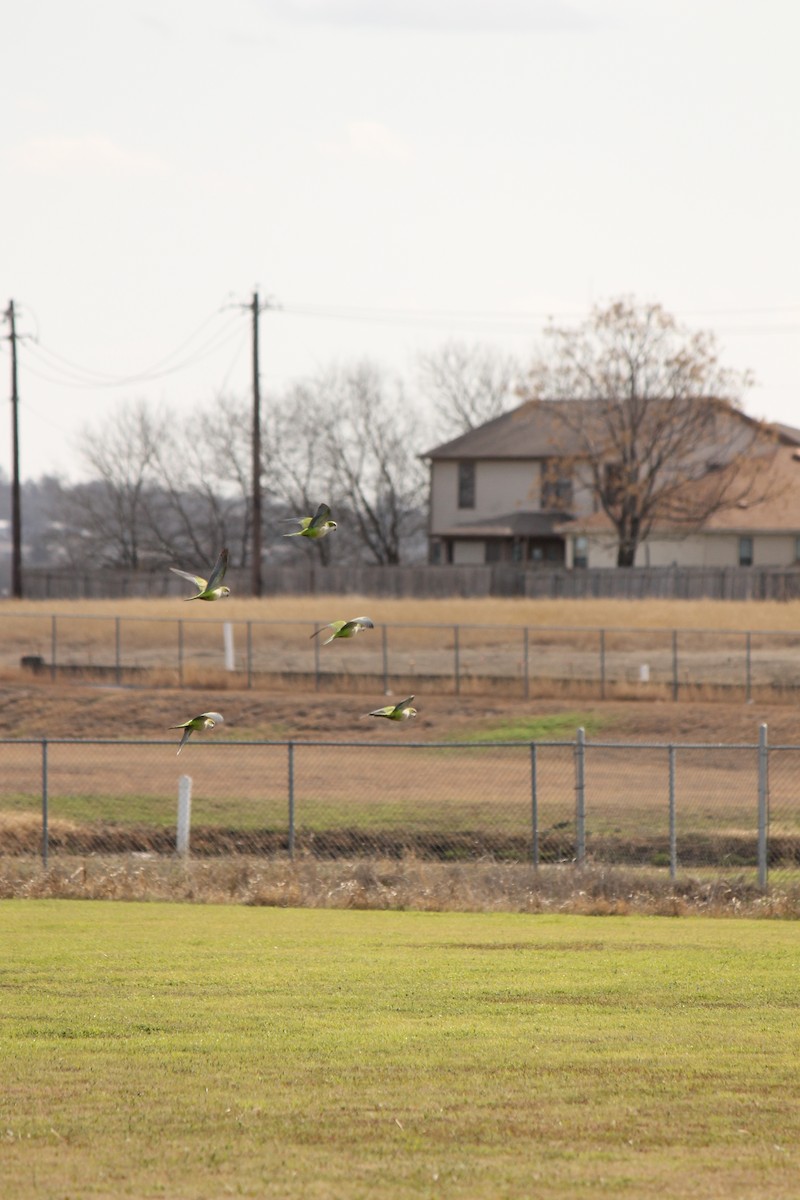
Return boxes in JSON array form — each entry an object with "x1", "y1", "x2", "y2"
[{"x1": 1, "y1": 0, "x2": 799, "y2": 480}]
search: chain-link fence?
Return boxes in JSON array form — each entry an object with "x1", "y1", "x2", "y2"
[
  {"x1": 2, "y1": 727, "x2": 798, "y2": 887},
  {"x1": 6, "y1": 612, "x2": 800, "y2": 702}
]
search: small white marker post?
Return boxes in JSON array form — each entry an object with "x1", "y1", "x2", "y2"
[
  {"x1": 177, "y1": 774, "x2": 193, "y2": 857},
  {"x1": 223, "y1": 622, "x2": 235, "y2": 672},
  {"x1": 639, "y1": 663, "x2": 650, "y2": 683}
]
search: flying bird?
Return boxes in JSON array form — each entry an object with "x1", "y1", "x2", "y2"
[
  {"x1": 310, "y1": 616, "x2": 374, "y2": 646},
  {"x1": 283, "y1": 502, "x2": 337, "y2": 540},
  {"x1": 365, "y1": 696, "x2": 417, "y2": 721},
  {"x1": 170, "y1": 712, "x2": 224, "y2": 755},
  {"x1": 169, "y1": 548, "x2": 230, "y2": 601}
]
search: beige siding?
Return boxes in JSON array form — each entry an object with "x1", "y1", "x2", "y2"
[
  {"x1": 430, "y1": 458, "x2": 595, "y2": 534},
  {"x1": 452, "y1": 539, "x2": 486, "y2": 565},
  {"x1": 573, "y1": 531, "x2": 800, "y2": 569},
  {"x1": 430, "y1": 460, "x2": 541, "y2": 532},
  {"x1": 752, "y1": 534, "x2": 799, "y2": 566}
]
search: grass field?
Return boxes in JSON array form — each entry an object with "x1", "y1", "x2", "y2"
[{"x1": 2, "y1": 901, "x2": 799, "y2": 1199}]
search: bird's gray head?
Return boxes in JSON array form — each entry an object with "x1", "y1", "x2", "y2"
[
  {"x1": 406, "y1": 706, "x2": 418, "y2": 719},
  {"x1": 220, "y1": 586, "x2": 231, "y2": 597},
  {"x1": 326, "y1": 521, "x2": 337, "y2": 530}
]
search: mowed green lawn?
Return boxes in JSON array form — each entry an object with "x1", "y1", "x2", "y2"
[{"x1": 2, "y1": 903, "x2": 798, "y2": 1200}]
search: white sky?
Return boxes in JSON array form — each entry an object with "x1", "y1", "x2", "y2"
[{"x1": 1, "y1": 0, "x2": 799, "y2": 480}]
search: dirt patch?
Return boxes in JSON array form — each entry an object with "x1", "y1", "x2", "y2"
[{"x1": 0, "y1": 679, "x2": 791, "y2": 744}]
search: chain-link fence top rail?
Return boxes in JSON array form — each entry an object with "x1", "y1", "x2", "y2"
[
  {"x1": 1, "y1": 730, "x2": 797, "y2": 887},
  {"x1": 5, "y1": 613, "x2": 800, "y2": 702}
]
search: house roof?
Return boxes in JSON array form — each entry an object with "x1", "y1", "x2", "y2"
[
  {"x1": 436, "y1": 511, "x2": 572, "y2": 539},
  {"x1": 557, "y1": 445, "x2": 800, "y2": 537},
  {"x1": 424, "y1": 398, "x2": 799, "y2": 461},
  {"x1": 424, "y1": 400, "x2": 590, "y2": 460}
]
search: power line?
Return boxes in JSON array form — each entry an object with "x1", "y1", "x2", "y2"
[
  {"x1": 15, "y1": 301, "x2": 238, "y2": 384},
  {"x1": 21, "y1": 316, "x2": 246, "y2": 389}
]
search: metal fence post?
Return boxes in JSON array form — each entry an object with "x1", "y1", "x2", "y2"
[
  {"x1": 574, "y1": 727, "x2": 586, "y2": 865},
  {"x1": 50, "y1": 615, "x2": 57, "y2": 682},
  {"x1": 745, "y1": 631, "x2": 752, "y2": 704},
  {"x1": 522, "y1": 627, "x2": 529, "y2": 701},
  {"x1": 530, "y1": 742, "x2": 538, "y2": 868},
  {"x1": 671, "y1": 630, "x2": 679, "y2": 701},
  {"x1": 246, "y1": 621, "x2": 253, "y2": 689},
  {"x1": 313, "y1": 625, "x2": 321, "y2": 691},
  {"x1": 177, "y1": 619, "x2": 184, "y2": 688},
  {"x1": 382, "y1": 625, "x2": 389, "y2": 694},
  {"x1": 177, "y1": 775, "x2": 192, "y2": 857},
  {"x1": 757, "y1": 723, "x2": 768, "y2": 891},
  {"x1": 41, "y1": 738, "x2": 49, "y2": 869},
  {"x1": 454, "y1": 625, "x2": 460, "y2": 696},
  {"x1": 668, "y1": 744, "x2": 677, "y2": 881},
  {"x1": 599, "y1": 628, "x2": 606, "y2": 700},
  {"x1": 288, "y1": 740, "x2": 295, "y2": 859},
  {"x1": 115, "y1": 616, "x2": 121, "y2": 686}
]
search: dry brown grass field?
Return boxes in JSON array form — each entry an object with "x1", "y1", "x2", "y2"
[
  {"x1": 3, "y1": 596, "x2": 799, "y2": 907},
  {"x1": 4, "y1": 595, "x2": 800, "y2": 703},
  {"x1": 7, "y1": 592, "x2": 800, "y2": 627}
]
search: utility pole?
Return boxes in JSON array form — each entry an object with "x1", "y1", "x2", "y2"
[
  {"x1": 4, "y1": 300, "x2": 22, "y2": 598},
  {"x1": 251, "y1": 290, "x2": 262, "y2": 597},
  {"x1": 246, "y1": 289, "x2": 277, "y2": 598}
]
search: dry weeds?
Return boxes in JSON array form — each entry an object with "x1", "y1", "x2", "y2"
[
  {"x1": 7, "y1": 593, "x2": 800, "y2": 629},
  {"x1": 2, "y1": 852, "x2": 798, "y2": 917}
]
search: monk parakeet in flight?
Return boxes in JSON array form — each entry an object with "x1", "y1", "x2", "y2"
[
  {"x1": 170, "y1": 548, "x2": 230, "y2": 601},
  {"x1": 170, "y1": 711, "x2": 224, "y2": 755},
  {"x1": 284, "y1": 502, "x2": 337, "y2": 540},
  {"x1": 365, "y1": 696, "x2": 417, "y2": 721},
  {"x1": 310, "y1": 616, "x2": 374, "y2": 646}
]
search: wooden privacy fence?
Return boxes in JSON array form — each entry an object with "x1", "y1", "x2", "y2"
[{"x1": 17, "y1": 563, "x2": 800, "y2": 601}]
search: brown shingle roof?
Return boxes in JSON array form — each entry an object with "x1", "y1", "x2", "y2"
[
  {"x1": 423, "y1": 400, "x2": 592, "y2": 460},
  {"x1": 424, "y1": 399, "x2": 798, "y2": 461}
]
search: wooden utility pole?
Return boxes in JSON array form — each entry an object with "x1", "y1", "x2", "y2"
[
  {"x1": 251, "y1": 290, "x2": 263, "y2": 597},
  {"x1": 4, "y1": 300, "x2": 22, "y2": 598}
]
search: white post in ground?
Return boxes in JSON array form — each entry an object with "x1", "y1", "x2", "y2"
[
  {"x1": 177, "y1": 774, "x2": 193, "y2": 857},
  {"x1": 223, "y1": 622, "x2": 235, "y2": 671}
]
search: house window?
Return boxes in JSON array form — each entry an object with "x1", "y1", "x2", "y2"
[
  {"x1": 574, "y1": 535, "x2": 588, "y2": 569},
  {"x1": 458, "y1": 461, "x2": 475, "y2": 509},
  {"x1": 739, "y1": 536, "x2": 753, "y2": 567},
  {"x1": 541, "y1": 459, "x2": 573, "y2": 510}
]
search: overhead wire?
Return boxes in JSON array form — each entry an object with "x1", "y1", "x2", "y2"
[{"x1": 21, "y1": 315, "x2": 246, "y2": 389}]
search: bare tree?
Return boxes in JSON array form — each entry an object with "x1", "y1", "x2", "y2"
[
  {"x1": 146, "y1": 394, "x2": 251, "y2": 569},
  {"x1": 72, "y1": 399, "x2": 166, "y2": 568},
  {"x1": 417, "y1": 340, "x2": 522, "y2": 438},
  {"x1": 264, "y1": 382, "x2": 339, "y2": 564},
  {"x1": 289, "y1": 362, "x2": 429, "y2": 565},
  {"x1": 525, "y1": 298, "x2": 776, "y2": 567}
]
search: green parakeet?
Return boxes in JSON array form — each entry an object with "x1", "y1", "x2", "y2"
[
  {"x1": 170, "y1": 711, "x2": 224, "y2": 755},
  {"x1": 284, "y1": 502, "x2": 337, "y2": 540},
  {"x1": 365, "y1": 696, "x2": 417, "y2": 721},
  {"x1": 310, "y1": 616, "x2": 374, "y2": 646},
  {"x1": 170, "y1": 548, "x2": 230, "y2": 600}
]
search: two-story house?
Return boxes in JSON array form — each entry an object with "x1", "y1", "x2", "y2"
[
  {"x1": 425, "y1": 400, "x2": 596, "y2": 566},
  {"x1": 425, "y1": 399, "x2": 800, "y2": 569}
]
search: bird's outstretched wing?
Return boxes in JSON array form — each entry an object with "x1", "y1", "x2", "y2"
[
  {"x1": 170, "y1": 567, "x2": 207, "y2": 590},
  {"x1": 310, "y1": 621, "x2": 346, "y2": 641},
  {"x1": 205, "y1": 548, "x2": 229, "y2": 592},
  {"x1": 395, "y1": 696, "x2": 415, "y2": 711},
  {"x1": 308, "y1": 503, "x2": 332, "y2": 529}
]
